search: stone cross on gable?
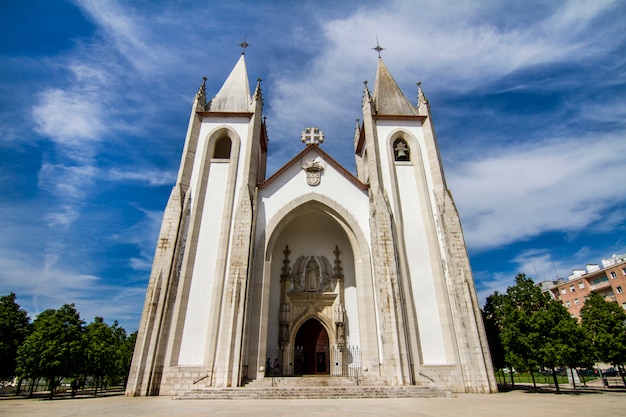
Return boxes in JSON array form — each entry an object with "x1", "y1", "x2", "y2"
[{"x1": 301, "y1": 127, "x2": 324, "y2": 146}]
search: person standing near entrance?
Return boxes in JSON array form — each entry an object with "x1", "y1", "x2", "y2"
[{"x1": 273, "y1": 358, "x2": 280, "y2": 376}]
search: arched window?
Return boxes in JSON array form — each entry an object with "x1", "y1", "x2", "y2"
[
  {"x1": 393, "y1": 138, "x2": 410, "y2": 161},
  {"x1": 213, "y1": 136, "x2": 232, "y2": 159}
]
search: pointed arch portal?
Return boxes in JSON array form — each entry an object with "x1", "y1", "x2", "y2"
[{"x1": 295, "y1": 319, "x2": 329, "y2": 374}]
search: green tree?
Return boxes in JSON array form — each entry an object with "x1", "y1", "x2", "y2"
[
  {"x1": 497, "y1": 274, "x2": 591, "y2": 392},
  {"x1": 499, "y1": 274, "x2": 543, "y2": 385},
  {"x1": 580, "y1": 292, "x2": 626, "y2": 386},
  {"x1": 535, "y1": 298, "x2": 592, "y2": 390},
  {"x1": 85, "y1": 317, "x2": 118, "y2": 395},
  {"x1": 482, "y1": 292, "x2": 508, "y2": 384},
  {"x1": 116, "y1": 330, "x2": 137, "y2": 387},
  {"x1": 16, "y1": 304, "x2": 86, "y2": 398},
  {"x1": 0, "y1": 293, "x2": 31, "y2": 381}
]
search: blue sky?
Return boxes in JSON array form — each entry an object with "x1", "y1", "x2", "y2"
[{"x1": 1, "y1": 0, "x2": 625, "y2": 330}]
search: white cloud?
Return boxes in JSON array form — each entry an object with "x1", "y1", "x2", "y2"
[
  {"x1": 0, "y1": 241, "x2": 145, "y2": 328},
  {"x1": 450, "y1": 133, "x2": 626, "y2": 250},
  {"x1": 44, "y1": 205, "x2": 81, "y2": 229},
  {"x1": 74, "y1": 0, "x2": 194, "y2": 77},
  {"x1": 258, "y1": 0, "x2": 624, "y2": 177},
  {"x1": 129, "y1": 257, "x2": 153, "y2": 271},
  {"x1": 39, "y1": 163, "x2": 98, "y2": 199},
  {"x1": 109, "y1": 167, "x2": 177, "y2": 187},
  {"x1": 33, "y1": 88, "x2": 104, "y2": 148}
]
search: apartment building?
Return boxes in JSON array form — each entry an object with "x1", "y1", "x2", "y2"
[{"x1": 546, "y1": 254, "x2": 626, "y2": 318}]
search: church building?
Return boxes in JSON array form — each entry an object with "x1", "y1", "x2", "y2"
[{"x1": 126, "y1": 50, "x2": 497, "y2": 396}]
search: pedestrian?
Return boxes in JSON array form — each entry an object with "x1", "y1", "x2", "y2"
[{"x1": 273, "y1": 358, "x2": 280, "y2": 376}]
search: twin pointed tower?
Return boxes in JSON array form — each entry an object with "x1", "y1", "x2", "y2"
[{"x1": 126, "y1": 52, "x2": 496, "y2": 396}]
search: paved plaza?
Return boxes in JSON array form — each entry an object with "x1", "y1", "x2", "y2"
[{"x1": 1, "y1": 387, "x2": 625, "y2": 417}]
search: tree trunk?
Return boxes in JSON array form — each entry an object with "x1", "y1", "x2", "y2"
[
  {"x1": 28, "y1": 378, "x2": 36, "y2": 398},
  {"x1": 551, "y1": 367, "x2": 560, "y2": 393},
  {"x1": 530, "y1": 368, "x2": 536, "y2": 388},
  {"x1": 94, "y1": 376, "x2": 99, "y2": 396},
  {"x1": 48, "y1": 376, "x2": 55, "y2": 399},
  {"x1": 580, "y1": 370, "x2": 586, "y2": 387},
  {"x1": 15, "y1": 378, "x2": 22, "y2": 396}
]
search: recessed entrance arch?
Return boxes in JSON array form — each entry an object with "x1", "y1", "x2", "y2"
[{"x1": 295, "y1": 319, "x2": 329, "y2": 374}]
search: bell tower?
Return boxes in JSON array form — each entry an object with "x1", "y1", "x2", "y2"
[
  {"x1": 355, "y1": 53, "x2": 496, "y2": 391},
  {"x1": 126, "y1": 52, "x2": 267, "y2": 395}
]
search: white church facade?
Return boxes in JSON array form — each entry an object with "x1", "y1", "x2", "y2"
[{"x1": 126, "y1": 52, "x2": 497, "y2": 396}]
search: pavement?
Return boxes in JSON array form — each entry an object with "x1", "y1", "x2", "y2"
[{"x1": 1, "y1": 386, "x2": 626, "y2": 417}]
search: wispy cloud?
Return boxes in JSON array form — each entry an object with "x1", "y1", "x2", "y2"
[
  {"x1": 109, "y1": 168, "x2": 176, "y2": 187},
  {"x1": 450, "y1": 132, "x2": 626, "y2": 250},
  {"x1": 33, "y1": 88, "x2": 104, "y2": 150}
]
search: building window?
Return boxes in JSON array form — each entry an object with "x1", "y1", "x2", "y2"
[
  {"x1": 617, "y1": 286, "x2": 624, "y2": 294},
  {"x1": 622, "y1": 267, "x2": 626, "y2": 275},
  {"x1": 610, "y1": 271, "x2": 617, "y2": 279},
  {"x1": 213, "y1": 136, "x2": 232, "y2": 159},
  {"x1": 565, "y1": 301, "x2": 571, "y2": 307},
  {"x1": 592, "y1": 276, "x2": 609, "y2": 286},
  {"x1": 569, "y1": 285, "x2": 575, "y2": 292},
  {"x1": 561, "y1": 288, "x2": 567, "y2": 295},
  {"x1": 622, "y1": 302, "x2": 626, "y2": 310},
  {"x1": 578, "y1": 282, "x2": 585, "y2": 289},
  {"x1": 393, "y1": 139, "x2": 410, "y2": 161},
  {"x1": 574, "y1": 298, "x2": 580, "y2": 305}
]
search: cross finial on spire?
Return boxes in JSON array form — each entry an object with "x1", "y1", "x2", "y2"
[
  {"x1": 373, "y1": 36, "x2": 385, "y2": 58},
  {"x1": 239, "y1": 34, "x2": 250, "y2": 54}
]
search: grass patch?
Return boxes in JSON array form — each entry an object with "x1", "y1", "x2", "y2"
[{"x1": 494, "y1": 370, "x2": 599, "y2": 386}]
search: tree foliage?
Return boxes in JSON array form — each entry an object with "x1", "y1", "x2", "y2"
[
  {"x1": 85, "y1": 317, "x2": 118, "y2": 394},
  {"x1": 0, "y1": 293, "x2": 31, "y2": 380},
  {"x1": 482, "y1": 292, "x2": 506, "y2": 369},
  {"x1": 580, "y1": 292, "x2": 626, "y2": 366},
  {"x1": 16, "y1": 304, "x2": 86, "y2": 397},
  {"x1": 8, "y1": 297, "x2": 137, "y2": 397},
  {"x1": 116, "y1": 330, "x2": 137, "y2": 387},
  {"x1": 485, "y1": 274, "x2": 592, "y2": 391}
]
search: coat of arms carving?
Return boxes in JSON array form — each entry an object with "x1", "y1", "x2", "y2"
[{"x1": 302, "y1": 158, "x2": 324, "y2": 186}]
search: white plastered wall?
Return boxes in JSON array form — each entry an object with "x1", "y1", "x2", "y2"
[
  {"x1": 376, "y1": 121, "x2": 448, "y2": 365},
  {"x1": 177, "y1": 119, "x2": 249, "y2": 366}
]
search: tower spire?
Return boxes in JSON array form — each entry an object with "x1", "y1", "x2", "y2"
[
  {"x1": 208, "y1": 54, "x2": 251, "y2": 112},
  {"x1": 373, "y1": 59, "x2": 418, "y2": 116}
]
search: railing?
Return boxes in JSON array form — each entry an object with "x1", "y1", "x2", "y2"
[{"x1": 265, "y1": 345, "x2": 362, "y2": 379}]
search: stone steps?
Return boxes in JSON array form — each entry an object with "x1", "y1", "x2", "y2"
[
  {"x1": 175, "y1": 385, "x2": 451, "y2": 400},
  {"x1": 243, "y1": 376, "x2": 362, "y2": 388}
]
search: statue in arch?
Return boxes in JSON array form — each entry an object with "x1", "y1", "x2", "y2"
[{"x1": 305, "y1": 258, "x2": 320, "y2": 291}]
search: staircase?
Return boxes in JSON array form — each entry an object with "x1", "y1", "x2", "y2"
[{"x1": 175, "y1": 376, "x2": 451, "y2": 400}]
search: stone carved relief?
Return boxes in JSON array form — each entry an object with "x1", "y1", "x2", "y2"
[
  {"x1": 288, "y1": 255, "x2": 337, "y2": 293},
  {"x1": 302, "y1": 158, "x2": 325, "y2": 186},
  {"x1": 279, "y1": 245, "x2": 346, "y2": 348}
]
